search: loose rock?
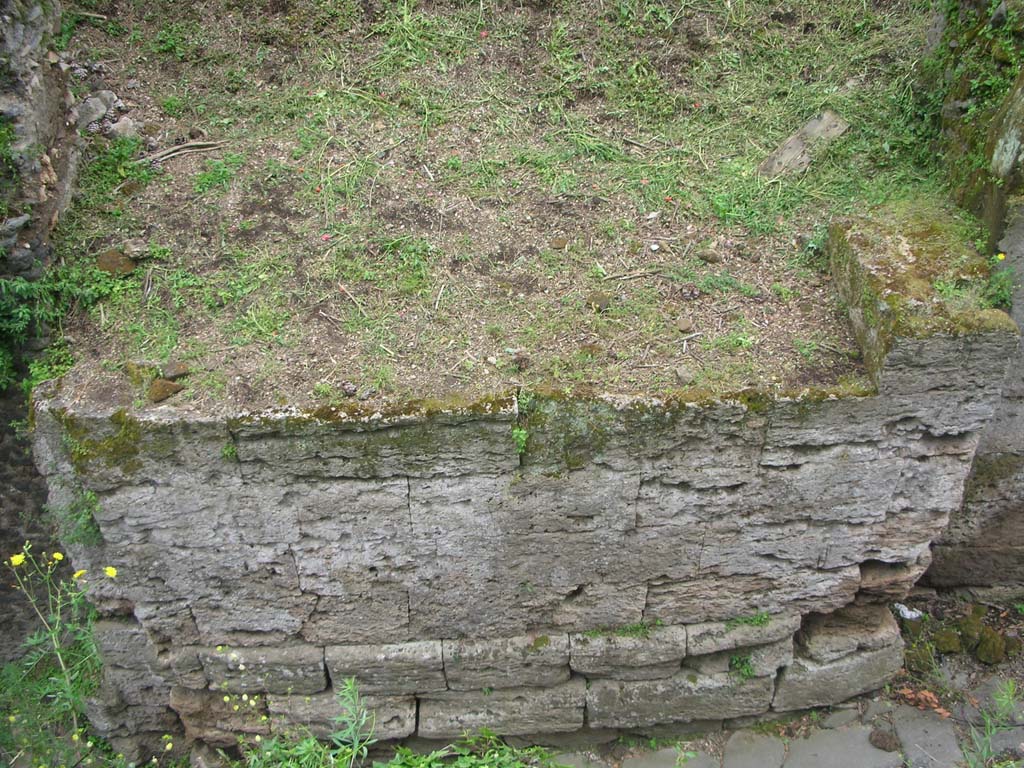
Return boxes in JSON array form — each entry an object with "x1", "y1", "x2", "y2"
[{"x1": 148, "y1": 378, "x2": 185, "y2": 403}]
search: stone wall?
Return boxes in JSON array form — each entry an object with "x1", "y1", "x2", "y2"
[{"x1": 30, "y1": 209, "x2": 1020, "y2": 759}]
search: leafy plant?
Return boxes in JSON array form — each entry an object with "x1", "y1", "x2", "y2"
[
  {"x1": 729, "y1": 653, "x2": 756, "y2": 681},
  {"x1": 0, "y1": 542, "x2": 119, "y2": 767},
  {"x1": 511, "y1": 426, "x2": 529, "y2": 455},
  {"x1": 963, "y1": 679, "x2": 1021, "y2": 768},
  {"x1": 194, "y1": 154, "x2": 246, "y2": 194},
  {"x1": 725, "y1": 611, "x2": 770, "y2": 631}
]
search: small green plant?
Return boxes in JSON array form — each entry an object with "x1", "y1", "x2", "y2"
[
  {"x1": 962, "y1": 678, "x2": 1021, "y2": 768},
  {"x1": 729, "y1": 653, "x2": 756, "y2": 681},
  {"x1": 984, "y1": 253, "x2": 1014, "y2": 309},
  {"x1": 160, "y1": 95, "x2": 187, "y2": 117},
  {"x1": 794, "y1": 338, "x2": 819, "y2": 362},
  {"x1": 0, "y1": 543, "x2": 119, "y2": 767},
  {"x1": 194, "y1": 154, "x2": 246, "y2": 194},
  {"x1": 221, "y1": 442, "x2": 238, "y2": 461},
  {"x1": 725, "y1": 611, "x2": 770, "y2": 631},
  {"x1": 52, "y1": 488, "x2": 104, "y2": 546},
  {"x1": 511, "y1": 426, "x2": 529, "y2": 455}
]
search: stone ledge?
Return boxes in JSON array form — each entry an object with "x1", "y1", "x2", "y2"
[
  {"x1": 196, "y1": 644, "x2": 326, "y2": 695},
  {"x1": 325, "y1": 641, "x2": 445, "y2": 695},
  {"x1": 266, "y1": 690, "x2": 415, "y2": 740},
  {"x1": 443, "y1": 633, "x2": 570, "y2": 690},
  {"x1": 569, "y1": 625, "x2": 687, "y2": 680}
]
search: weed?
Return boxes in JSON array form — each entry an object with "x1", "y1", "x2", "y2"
[
  {"x1": 50, "y1": 488, "x2": 103, "y2": 547},
  {"x1": 705, "y1": 330, "x2": 756, "y2": 352},
  {"x1": 794, "y1": 338, "x2": 819, "y2": 362},
  {"x1": 511, "y1": 426, "x2": 529, "y2": 455},
  {"x1": 0, "y1": 542, "x2": 119, "y2": 766},
  {"x1": 729, "y1": 653, "x2": 756, "y2": 681},
  {"x1": 962, "y1": 679, "x2": 1021, "y2": 768},
  {"x1": 194, "y1": 154, "x2": 246, "y2": 194},
  {"x1": 221, "y1": 442, "x2": 238, "y2": 461},
  {"x1": 725, "y1": 611, "x2": 771, "y2": 631},
  {"x1": 160, "y1": 95, "x2": 187, "y2": 118}
]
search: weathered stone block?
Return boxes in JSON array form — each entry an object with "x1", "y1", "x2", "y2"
[
  {"x1": 772, "y1": 642, "x2": 904, "y2": 712},
  {"x1": 444, "y1": 634, "x2": 570, "y2": 690},
  {"x1": 325, "y1": 641, "x2": 445, "y2": 694},
  {"x1": 687, "y1": 613, "x2": 800, "y2": 657},
  {"x1": 797, "y1": 605, "x2": 900, "y2": 664},
  {"x1": 418, "y1": 679, "x2": 586, "y2": 738},
  {"x1": 266, "y1": 689, "x2": 415, "y2": 740},
  {"x1": 197, "y1": 645, "x2": 326, "y2": 694},
  {"x1": 685, "y1": 637, "x2": 793, "y2": 678},
  {"x1": 169, "y1": 686, "x2": 270, "y2": 747},
  {"x1": 569, "y1": 625, "x2": 687, "y2": 680},
  {"x1": 586, "y1": 673, "x2": 774, "y2": 729}
]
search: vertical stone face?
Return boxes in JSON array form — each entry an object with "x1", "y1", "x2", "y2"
[{"x1": 29, "y1": 215, "x2": 1020, "y2": 759}]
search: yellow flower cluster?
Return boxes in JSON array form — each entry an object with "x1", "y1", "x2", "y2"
[{"x1": 9, "y1": 553, "x2": 25, "y2": 567}]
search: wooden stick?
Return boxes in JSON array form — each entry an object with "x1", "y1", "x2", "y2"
[
  {"x1": 338, "y1": 283, "x2": 367, "y2": 318},
  {"x1": 147, "y1": 140, "x2": 227, "y2": 163}
]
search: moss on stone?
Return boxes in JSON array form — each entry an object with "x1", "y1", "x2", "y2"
[{"x1": 56, "y1": 408, "x2": 143, "y2": 474}]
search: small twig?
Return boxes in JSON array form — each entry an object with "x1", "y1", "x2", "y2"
[
  {"x1": 146, "y1": 140, "x2": 227, "y2": 163},
  {"x1": 604, "y1": 270, "x2": 663, "y2": 281},
  {"x1": 433, "y1": 283, "x2": 447, "y2": 310},
  {"x1": 74, "y1": 10, "x2": 109, "y2": 20},
  {"x1": 338, "y1": 283, "x2": 367, "y2": 318},
  {"x1": 378, "y1": 344, "x2": 395, "y2": 358},
  {"x1": 679, "y1": 332, "x2": 703, "y2": 342}
]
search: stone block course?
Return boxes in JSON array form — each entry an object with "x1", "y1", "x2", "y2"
[
  {"x1": 586, "y1": 672, "x2": 775, "y2": 729},
  {"x1": 443, "y1": 633, "x2": 570, "y2": 690},
  {"x1": 772, "y1": 643, "x2": 904, "y2": 712},
  {"x1": 196, "y1": 644, "x2": 326, "y2": 694},
  {"x1": 325, "y1": 641, "x2": 446, "y2": 694},
  {"x1": 266, "y1": 690, "x2": 416, "y2": 740},
  {"x1": 418, "y1": 679, "x2": 587, "y2": 738},
  {"x1": 687, "y1": 613, "x2": 800, "y2": 657},
  {"x1": 569, "y1": 625, "x2": 686, "y2": 680}
]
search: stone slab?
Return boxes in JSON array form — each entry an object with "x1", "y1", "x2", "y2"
[
  {"x1": 687, "y1": 613, "x2": 800, "y2": 657},
  {"x1": 444, "y1": 633, "x2": 570, "y2": 690},
  {"x1": 822, "y1": 708, "x2": 860, "y2": 729},
  {"x1": 797, "y1": 605, "x2": 900, "y2": 664},
  {"x1": 325, "y1": 641, "x2": 445, "y2": 694},
  {"x1": 773, "y1": 643, "x2": 903, "y2": 712},
  {"x1": 686, "y1": 638, "x2": 792, "y2": 678},
  {"x1": 587, "y1": 672, "x2": 774, "y2": 729},
  {"x1": 783, "y1": 725, "x2": 903, "y2": 768},
  {"x1": 418, "y1": 678, "x2": 586, "y2": 738},
  {"x1": 892, "y1": 705, "x2": 964, "y2": 768},
  {"x1": 723, "y1": 730, "x2": 785, "y2": 768},
  {"x1": 266, "y1": 689, "x2": 415, "y2": 740},
  {"x1": 569, "y1": 625, "x2": 687, "y2": 680},
  {"x1": 197, "y1": 644, "x2": 326, "y2": 695}
]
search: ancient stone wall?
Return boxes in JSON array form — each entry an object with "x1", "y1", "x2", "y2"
[{"x1": 30, "y1": 212, "x2": 1020, "y2": 759}]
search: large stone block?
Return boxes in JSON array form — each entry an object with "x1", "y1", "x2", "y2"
[
  {"x1": 687, "y1": 613, "x2": 800, "y2": 657},
  {"x1": 418, "y1": 679, "x2": 586, "y2": 738},
  {"x1": 586, "y1": 673, "x2": 774, "y2": 729},
  {"x1": 796, "y1": 605, "x2": 900, "y2": 664},
  {"x1": 197, "y1": 645, "x2": 326, "y2": 694},
  {"x1": 685, "y1": 637, "x2": 793, "y2": 678},
  {"x1": 444, "y1": 634, "x2": 570, "y2": 690},
  {"x1": 169, "y1": 686, "x2": 271, "y2": 747},
  {"x1": 325, "y1": 641, "x2": 445, "y2": 694},
  {"x1": 772, "y1": 643, "x2": 904, "y2": 712},
  {"x1": 569, "y1": 625, "x2": 687, "y2": 680},
  {"x1": 266, "y1": 689, "x2": 415, "y2": 740}
]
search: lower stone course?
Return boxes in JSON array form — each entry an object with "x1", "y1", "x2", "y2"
[{"x1": 267, "y1": 690, "x2": 416, "y2": 740}]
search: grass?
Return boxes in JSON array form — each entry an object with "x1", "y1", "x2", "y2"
[{"x1": 37, "y1": 0, "x2": 984, "y2": 409}]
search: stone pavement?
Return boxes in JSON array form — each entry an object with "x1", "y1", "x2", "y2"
[{"x1": 552, "y1": 683, "x2": 1024, "y2": 768}]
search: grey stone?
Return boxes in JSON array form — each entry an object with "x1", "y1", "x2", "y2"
[
  {"x1": 418, "y1": 679, "x2": 586, "y2": 738},
  {"x1": 797, "y1": 605, "x2": 900, "y2": 664},
  {"x1": 570, "y1": 625, "x2": 687, "y2": 680},
  {"x1": 108, "y1": 116, "x2": 137, "y2": 139},
  {"x1": 621, "y1": 747, "x2": 685, "y2": 768},
  {"x1": 266, "y1": 689, "x2": 415, "y2": 740},
  {"x1": 77, "y1": 90, "x2": 117, "y2": 128},
  {"x1": 197, "y1": 645, "x2": 326, "y2": 695},
  {"x1": 687, "y1": 613, "x2": 800, "y2": 657},
  {"x1": 723, "y1": 730, "x2": 785, "y2": 768},
  {"x1": 552, "y1": 753, "x2": 608, "y2": 768},
  {"x1": 783, "y1": 726, "x2": 903, "y2": 768},
  {"x1": 892, "y1": 705, "x2": 963, "y2": 768},
  {"x1": 862, "y1": 698, "x2": 895, "y2": 722},
  {"x1": 822, "y1": 708, "x2": 861, "y2": 729},
  {"x1": 988, "y1": 726, "x2": 1024, "y2": 758},
  {"x1": 677, "y1": 755, "x2": 717, "y2": 768},
  {"x1": 772, "y1": 643, "x2": 903, "y2": 712},
  {"x1": 587, "y1": 672, "x2": 774, "y2": 729},
  {"x1": 686, "y1": 638, "x2": 793, "y2": 678},
  {"x1": 325, "y1": 641, "x2": 445, "y2": 694},
  {"x1": 444, "y1": 633, "x2": 570, "y2": 690}
]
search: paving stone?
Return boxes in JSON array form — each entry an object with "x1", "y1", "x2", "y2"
[
  {"x1": 551, "y1": 753, "x2": 608, "y2": 768},
  {"x1": 621, "y1": 747, "x2": 686, "y2": 768},
  {"x1": 862, "y1": 699, "x2": 894, "y2": 722},
  {"x1": 823, "y1": 708, "x2": 861, "y2": 729},
  {"x1": 722, "y1": 730, "x2": 785, "y2": 768},
  {"x1": 783, "y1": 726, "x2": 903, "y2": 768},
  {"x1": 892, "y1": 705, "x2": 963, "y2": 768},
  {"x1": 989, "y1": 726, "x2": 1024, "y2": 758},
  {"x1": 678, "y1": 753, "x2": 718, "y2": 768}
]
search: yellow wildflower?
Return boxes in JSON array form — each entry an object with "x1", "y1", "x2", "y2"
[
  {"x1": 254, "y1": 735, "x2": 261, "y2": 743},
  {"x1": 103, "y1": 566, "x2": 117, "y2": 578},
  {"x1": 9, "y1": 553, "x2": 25, "y2": 567},
  {"x1": 997, "y1": 252, "x2": 1007, "y2": 261},
  {"x1": 73, "y1": 570, "x2": 86, "y2": 580},
  {"x1": 52, "y1": 552, "x2": 63, "y2": 561},
  {"x1": 165, "y1": 742, "x2": 173, "y2": 751}
]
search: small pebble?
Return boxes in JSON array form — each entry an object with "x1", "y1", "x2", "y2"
[{"x1": 676, "y1": 316, "x2": 694, "y2": 333}]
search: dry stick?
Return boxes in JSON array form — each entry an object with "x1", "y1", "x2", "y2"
[
  {"x1": 147, "y1": 140, "x2": 227, "y2": 163},
  {"x1": 434, "y1": 283, "x2": 447, "y2": 310},
  {"x1": 603, "y1": 270, "x2": 663, "y2": 281},
  {"x1": 338, "y1": 283, "x2": 367, "y2": 318}
]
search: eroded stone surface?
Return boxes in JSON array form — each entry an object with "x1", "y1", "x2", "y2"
[
  {"x1": 569, "y1": 625, "x2": 687, "y2": 680},
  {"x1": 266, "y1": 690, "x2": 415, "y2": 740},
  {"x1": 444, "y1": 633, "x2": 570, "y2": 690},
  {"x1": 773, "y1": 643, "x2": 904, "y2": 712},
  {"x1": 325, "y1": 641, "x2": 445, "y2": 694}
]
